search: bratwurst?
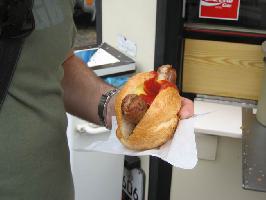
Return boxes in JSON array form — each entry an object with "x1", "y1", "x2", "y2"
[
  {"x1": 157, "y1": 64, "x2": 177, "y2": 83},
  {"x1": 115, "y1": 65, "x2": 181, "y2": 150},
  {"x1": 121, "y1": 94, "x2": 148, "y2": 125},
  {"x1": 121, "y1": 65, "x2": 177, "y2": 125}
]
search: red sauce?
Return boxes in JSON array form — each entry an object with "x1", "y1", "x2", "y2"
[
  {"x1": 149, "y1": 71, "x2": 158, "y2": 79},
  {"x1": 139, "y1": 94, "x2": 154, "y2": 106},
  {"x1": 143, "y1": 78, "x2": 161, "y2": 96},
  {"x1": 139, "y1": 72, "x2": 177, "y2": 106}
]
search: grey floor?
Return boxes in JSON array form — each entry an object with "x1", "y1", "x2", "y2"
[{"x1": 74, "y1": 27, "x2": 97, "y2": 48}]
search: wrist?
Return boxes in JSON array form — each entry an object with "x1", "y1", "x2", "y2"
[
  {"x1": 105, "y1": 92, "x2": 117, "y2": 129},
  {"x1": 98, "y1": 88, "x2": 119, "y2": 128}
]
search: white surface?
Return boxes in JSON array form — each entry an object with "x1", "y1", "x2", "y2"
[
  {"x1": 92, "y1": 62, "x2": 136, "y2": 77},
  {"x1": 194, "y1": 100, "x2": 242, "y2": 138},
  {"x1": 102, "y1": 0, "x2": 156, "y2": 72},
  {"x1": 67, "y1": 115, "x2": 124, "y2": 200},
  {"x1": 76, "y1": 122, "x2": 109, "y2": 135},
  {"x1": 85, "y1": 117, "x2": 198, "y2": 169},
  {"x1": 117, "y1": 34, "x2": 137, "y2": 58},
  {"x1": 87, "y1": 48, "x2": 119, "y2": 67}
]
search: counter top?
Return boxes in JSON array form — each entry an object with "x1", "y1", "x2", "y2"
[{"x1": 194, "y1": 100, "x2": 244, "y2": 138}]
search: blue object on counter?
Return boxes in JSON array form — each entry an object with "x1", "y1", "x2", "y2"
[
  {"x1": 74, "y1": 48, "x2": 98, "y2": 63},
  {"x1": 104, "y1": 76, "x2": 129, "y2": 88},
  {"x1": 74, "y1": 47, "x2": 130, "y2": 88}
]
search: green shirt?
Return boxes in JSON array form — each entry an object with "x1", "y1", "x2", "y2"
[{"x1": 0, "y1": 1, "x2": 76, "y2": 199}]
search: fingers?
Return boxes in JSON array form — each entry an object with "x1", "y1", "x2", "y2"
[{"x1": 179, "y1": 97, "x2": 194, "y2": 119}]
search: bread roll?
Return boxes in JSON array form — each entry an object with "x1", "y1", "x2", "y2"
[{"x1": 115, "y1": 71, "x2": 181, "y2": 150}]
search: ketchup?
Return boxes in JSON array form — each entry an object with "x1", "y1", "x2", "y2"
[
  {"x1": 143, "y1": 78, "x2": 161, "y2": 96},
  {"x1": 139, "y1": 72, "x2": 177, "y2": 106},
  {"x1": 139, "y1": 94, "x2": 154, "y2": 106}
]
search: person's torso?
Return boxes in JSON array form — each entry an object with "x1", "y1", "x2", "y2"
[{"x1": 0, "y1": 0, "x2": 76, "y2": 199}]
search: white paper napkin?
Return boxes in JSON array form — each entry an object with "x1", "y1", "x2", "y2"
[{"x1": 85, "y1": 117, "x2": 198, "y2": 169}]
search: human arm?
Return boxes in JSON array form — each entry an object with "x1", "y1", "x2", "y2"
[
  {"x1": 62, "y1": 52, "x2": 194, "y2": 129},
  {"x1": 61, "y1": 52, "x2": 116, "y2": 128}
]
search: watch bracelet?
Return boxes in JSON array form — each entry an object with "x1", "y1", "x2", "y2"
[{"x1": 98, "y1": 88, "x2": 119, "y2": 127}]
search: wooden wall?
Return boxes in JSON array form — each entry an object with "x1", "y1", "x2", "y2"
[{"x1": 183, "y1": 39, "x2": 265, "y2": 100}]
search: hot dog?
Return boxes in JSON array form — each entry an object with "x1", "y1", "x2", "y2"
[{"x1": 115, "y1": 65, "x2": 181, "y2": 150}]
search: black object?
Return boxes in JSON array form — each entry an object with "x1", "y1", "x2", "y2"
[
  {"x1": 185, "y1": 0, "x2": 266, "y2": 30},
  {"x1": 184, "y1": 27, "x2": 266, "y2": 45},
  {"x1": 242, "y1": 108, "x2": 266, "y2": 192},
  {"x1": 154, "y1": 0, "x2": 184, "y2": 90},
  {"x1": 0, "y1": 0, "x2": 34, "y2": 110},
  {"x1": 0, "y1": 0, "x2": 35, "y2": 39},
  {"x1": 123, "y1": 156, "x2": 145, "y2": 200},
  {"x1": 95, "y1": 0, "x2": 102, "y2": 45},
  {"x1": 73, "y1": 4, "x2": 95, "y2": 29},
  {"x1": 183, "y1": 0, "x2": 266, "y2": 45},
  {"x1": 148, "y1": 157, "x2": 173, "y2": 200},
  {"x1": 149, "y1": 1, "x2": 185, "y2": 200},
  {"x1": 124, "y1": 156, "x2": 141, "y2": 170}
]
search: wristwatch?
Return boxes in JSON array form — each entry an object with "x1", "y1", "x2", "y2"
[{"x1": 98, "y1": 88, "x2": 119, "y2": 127}]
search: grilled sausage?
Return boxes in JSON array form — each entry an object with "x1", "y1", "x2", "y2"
[
  {"x1": 121, "y1": 94, "x2": 149, "y2": 125},
  {"x1": 157, "y1": 65, "x2": 176, "y2": 84}
]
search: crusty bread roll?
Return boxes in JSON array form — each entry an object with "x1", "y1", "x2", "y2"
[{"x1": 115, "y1": 71, "x2": 181, "y2": 150}]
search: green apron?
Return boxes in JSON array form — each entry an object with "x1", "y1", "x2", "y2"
[{"x1": 0, "y1": 0, "x2": 76, "y2": 199}]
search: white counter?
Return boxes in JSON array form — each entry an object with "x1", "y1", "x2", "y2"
[
  {"x1": 170, "y1": 100, "x2": 266, "y2": 200},
  {"x1": 194, "y1": 100, "x2": 243, "y2": 138}
]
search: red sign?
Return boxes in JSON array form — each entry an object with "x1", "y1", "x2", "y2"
[{"x1": 199, "y1": 0, "x2": 240, "y2": 20}]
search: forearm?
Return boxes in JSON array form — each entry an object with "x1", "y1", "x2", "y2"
[{"x1": 62, "y1": 54, "x2": 115, "y2": 126}]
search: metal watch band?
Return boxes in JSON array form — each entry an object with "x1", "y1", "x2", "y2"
[{"x1": 98, "y1": 88, "x2": 119, "y2": 126}]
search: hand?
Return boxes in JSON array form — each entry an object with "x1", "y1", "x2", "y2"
[{"x1": 179, "y1": 97, "x2": 194, "y2": 119}]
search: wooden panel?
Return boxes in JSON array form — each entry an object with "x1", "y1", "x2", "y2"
[{"x1": 183, "y1": 39, "x2": 265, "y2": 100}]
